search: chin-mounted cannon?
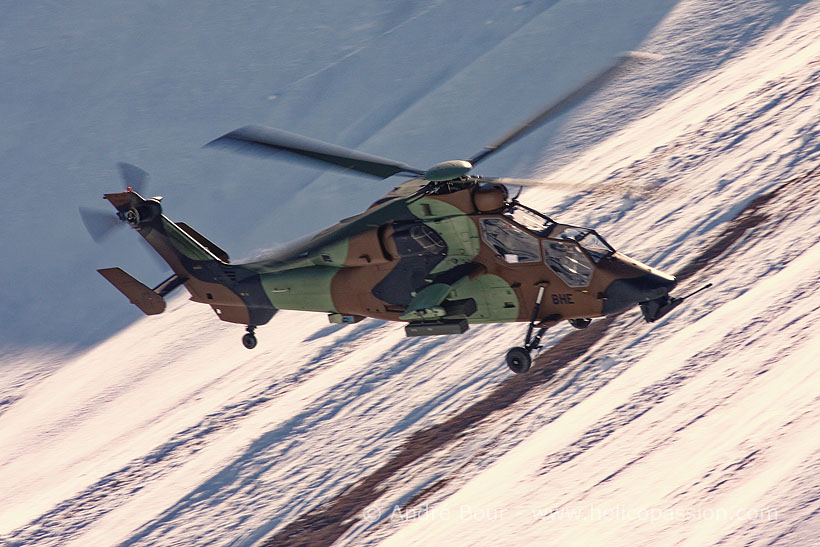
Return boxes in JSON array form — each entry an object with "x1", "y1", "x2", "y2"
[{"x1": 640, "y1": 283, "x2": 713, "y2": 323}]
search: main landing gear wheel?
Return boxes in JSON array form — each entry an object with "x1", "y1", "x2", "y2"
[
  {"x1": 506, "y1": 347, "x2": 532, "y2": 374},
  {"x1": 505, "y1": 285, "x2": 549, "y2": 374},
  {"x1": 242, "y1": 326, "x2": 257, "y2": 349}
]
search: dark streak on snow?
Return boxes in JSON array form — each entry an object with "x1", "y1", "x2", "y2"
[
  {"x1": 402, "y1": 477, "x2": 452, "y2": 511},
  {"x1": 264, "y1": 318, "x2": 616, "y2": 547}
]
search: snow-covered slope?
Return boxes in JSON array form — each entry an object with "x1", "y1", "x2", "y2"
[
  {"x1": 3, "y1": 1, "x2": 820, "y2": 546},
  {"x1": 373, "y1": 4, "x2": 820, "y2": 544}
]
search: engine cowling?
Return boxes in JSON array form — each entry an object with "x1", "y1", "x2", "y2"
[{"x1": 472, "y1": 184, "x2": 507, "y2": 213}]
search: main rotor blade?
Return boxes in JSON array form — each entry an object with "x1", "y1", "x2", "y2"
[
  {"x1": 79, "y1": 207, "x2": 122, "y2": 243},
  {"x1": 479, "y1": 176, "x2": 648, "y2": 196},
  {"x1": 206, "y1": 125, "x2": 425, "y2": 179},
  {"x1": 469, "y1": 51, "x2": 661, "y2": 167},
  {"x1": 136, "y1": 236, "x2": 171, "y2": 272},
  {"x1": 476, "y1": 176, "x2": 592, "y2": 190},
  {"x1": 117, "y1": 162, "x2": 149, "y2": 194}
]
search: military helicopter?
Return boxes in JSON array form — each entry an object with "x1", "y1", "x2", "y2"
[{"x1": 82, "y1": 52, "x2": 707, "y2": 373}]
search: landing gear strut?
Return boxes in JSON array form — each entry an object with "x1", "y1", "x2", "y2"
[
  {"x1": 506, "y1": 286, "x2": 549, "y2": 374},
  {"x1": 242, "y1": 325, "x2": 258, "y2": 349}
]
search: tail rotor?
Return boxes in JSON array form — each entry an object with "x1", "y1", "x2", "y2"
[
  {"x1": 117, "y1": 162, "x2": 148, "y2": 194},
  {"x1": 79, "y1": 162, "x2": 151, "y2": 242},
  {"x1": 79, "y1": 206, "x2": 122, "y2": 243}
]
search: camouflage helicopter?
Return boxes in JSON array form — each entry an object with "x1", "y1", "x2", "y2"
[{"x1": 82, "y1": 53, "x2": 705, "y2": 373}]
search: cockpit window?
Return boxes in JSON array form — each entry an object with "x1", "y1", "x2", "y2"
[
  {"x1": 480, "y1": 218, "x2": 541, "y2": 263},
  {"x1": 503, "y1": 206, "x2": 553, "y2": 236},
  {"x1": 552, "y1": 226, "x2": 614, "y2": 263},
  {"x1": 543, "y1": 239, "x2": 593, "y2": 287}
]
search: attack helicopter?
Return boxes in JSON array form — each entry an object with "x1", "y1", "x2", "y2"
[{"x1": 82, "y1": 52, "x2": 703, "y2": 373}]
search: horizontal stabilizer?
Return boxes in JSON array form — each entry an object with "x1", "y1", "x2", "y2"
[{"x1": 98, "y1": 267, "x2": 166, "y2": 315}]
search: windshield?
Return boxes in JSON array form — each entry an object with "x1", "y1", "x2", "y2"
[{"x1": 551, "y1": 225, "x2": 614, "y2": 262}]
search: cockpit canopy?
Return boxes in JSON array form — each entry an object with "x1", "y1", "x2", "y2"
[
  {"x1": 503, "y1": 205, "x2": 553, "y2": 236},
  {"x1": 480, "y1": 204, "x2": 615, "y2": 287},
  {"x1": 542, "y1": 225, "x2": 614, "y2": 287},
  {"x1": 548, "y1": 225, "x2": 614, "y2": 263}
]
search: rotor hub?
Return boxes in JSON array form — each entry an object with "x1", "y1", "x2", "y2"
[
  {"x1": 124, "y1": 209, "x2": 140, "y2": 227},
  {"x1": 424, "y1": 160, "x2": 472, "y2": 182}
]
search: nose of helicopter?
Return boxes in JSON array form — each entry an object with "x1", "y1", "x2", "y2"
[{"x1": 601, "y1": 270, "x2": 677, "y2": 315}]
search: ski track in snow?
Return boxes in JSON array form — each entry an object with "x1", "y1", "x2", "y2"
[{"x1": 3, "y1": 1, "x2": 820, "y2": 546}]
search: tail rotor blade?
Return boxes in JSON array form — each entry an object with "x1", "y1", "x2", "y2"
[
  {"x1": 117, "y1": 162, "x2": 149, "y2": 194},
  {"x1": 79, "y1": 207, "x2": 122, "y2": 243}
]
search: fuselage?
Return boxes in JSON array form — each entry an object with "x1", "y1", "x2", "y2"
[
  {"x1": 99, "y1": 182, "x2": 677, "y2": 340},
  {"x1": 241, "y1": 182, "x2": 676, "y2": 328}
]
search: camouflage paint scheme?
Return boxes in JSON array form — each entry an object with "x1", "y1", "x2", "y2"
[
  {"x1": 100, "y1": 176, "x2": 677, "y2": 337},
  {"x1": 96, "y1": 54, "x2": 683, "y2": 345}
]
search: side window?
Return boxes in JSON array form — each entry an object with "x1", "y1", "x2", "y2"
[
  {"x1": 392, "y1": 223, "x2": 447, "y2": 258},
  {"x1": 480, "y1": 218, "x2": 541, "y2": 263},
  {"x1": 542, "y1": 240, "x2": 593, "y2": 287}
]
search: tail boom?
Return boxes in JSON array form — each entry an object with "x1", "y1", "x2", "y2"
[{"x1": 99, "y1": 190, "x2": 277, "y2": 327}]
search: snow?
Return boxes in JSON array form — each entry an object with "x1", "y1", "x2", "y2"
[{"x1": 3, "y1": 0, "x2": 820, "y2": 546}]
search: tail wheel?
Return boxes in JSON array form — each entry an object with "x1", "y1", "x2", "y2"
[{"x1": 242, "y1": 332, "x2": 257, "y2": 349}]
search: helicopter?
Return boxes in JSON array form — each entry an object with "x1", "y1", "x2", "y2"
[{"x1": 82, "y1": 52, "x2": 707, "y2": 374}]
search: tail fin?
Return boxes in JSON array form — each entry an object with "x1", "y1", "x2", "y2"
[{"x1": 102, "y1": 190, "x2": 226, "y2": 275}]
